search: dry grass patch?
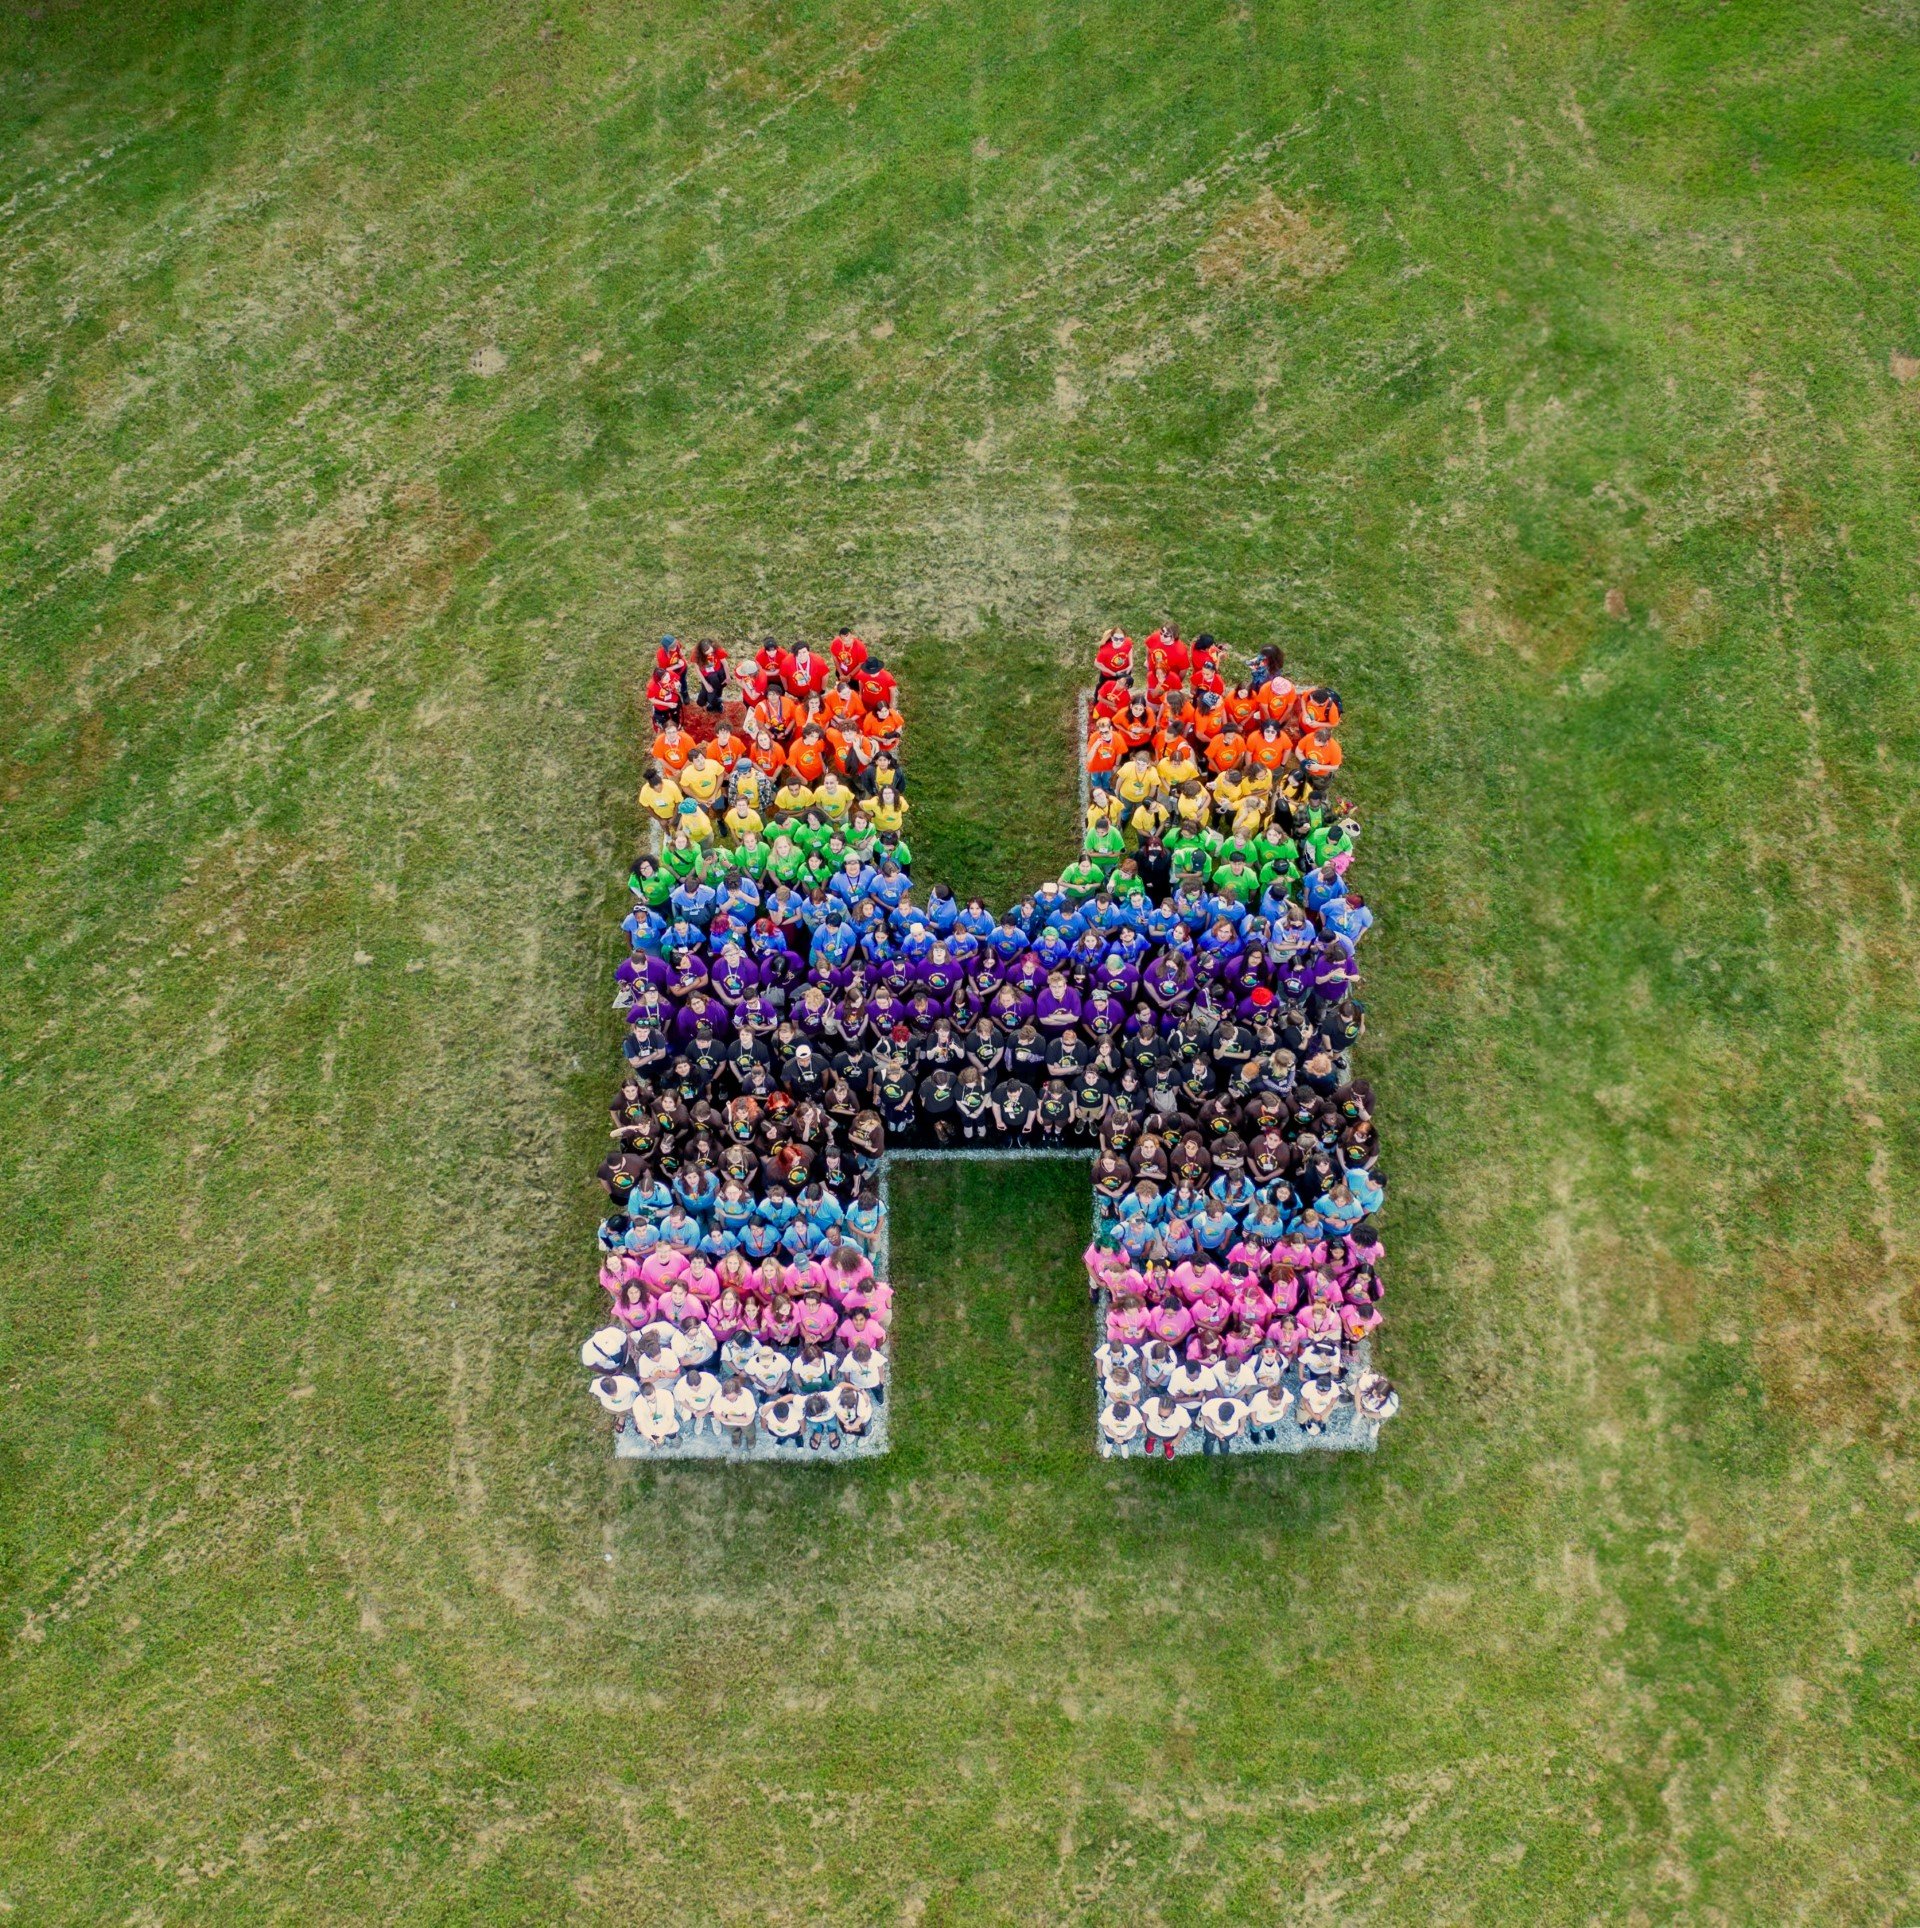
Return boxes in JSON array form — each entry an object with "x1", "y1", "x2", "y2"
[{"x1": 1194, "y1": 188, "x2": 1348, "y2": 296}]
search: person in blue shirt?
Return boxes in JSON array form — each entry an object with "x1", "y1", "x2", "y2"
[
  {"x1": 1322, "y1": 892, "x2": 1373, "y2": 952},
  {"x1": 756, "y1": 1190, "x2": 800, "y2": 1233},
  {"x1": 668, "y1": 876, "x2": 716, "y2": 928},
  {"x1": 811, "y1": 913, "x2": 857, "y2": 974},
  {"x1": 1192, "y1": 1201, "x2": 1239, "y2": 1254},
  {"x1": 1032, "y1": 925, "x2": 1073, "y2": 971},
  {"x1": 925, "y1": 885, "x2": 961, "y2": 935},
  {"x1": 869, "y1": 860, "x2": 912, "y2": 915},
  {"x1": 990, "y1": 913, "x2": 1031, "y2": 964},
  {"x1": 829, "y1": 860, "x2": 870, "y2": 908},
  {"x1": 1170, "y1": 885, "x2": 1211, "y2": 932},
  {"x1": 1302, "y1": 865, "x2": 1345, "y2": 914},
  {"x1": 713, "y1": 873, "x2": 760, "y2": 924},
  {"x1": 897, "y1": 917, "x2": 936, "y2": 964},
  {"x1": 738, "y1": 1219, "x2": 781, "y2": 1261},
  {"x1": 957, "y1": 897, "x2": 996, "y2": 941}
]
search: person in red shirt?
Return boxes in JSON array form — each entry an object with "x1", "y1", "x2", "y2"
[
  {"x1": 1094, "y1": 676, "x2": 1132, "y2": 721},
  {"x1": 829, "y1": 628, "x2": 868, "y2": 679},
  {"x1": 1187, "y1": 631, "x2": 1224, "y2": 692},
  {"x1": 852, "y1": 658, "x2": 897, "y2": 712},
  {"x1": 646, "y1": 662, "x2": 684, "y2": 730},
  {"x1": 1095, "y1": 628, "x2": 1134, "y2": 686},
  {"x1": 1143, "y1": 625, "x2": 1188, "y2": 701},
  {"x1": 786, "y1": 644, "x2": 831, "y2": 699}
]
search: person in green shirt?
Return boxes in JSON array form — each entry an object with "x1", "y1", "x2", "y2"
[
  {"x1": 878, "y1": 832, "x2": 912, "y2": 873},
  {"x1": 1212, "y1": 856, "x2": 1262, "y2": 907},
  {"x1": 766, "y1": 834, "x2": 807, "y2": 888},
  {"x1": 1169, "y1": 837, "x2": 1213, "y2": 891},
  {"x1": 1109, "y1": 859, "x2": 1147, "y2": 902},
  {"x1": 845, "y1": 810, "x2": 878, "y2": 858},
  {"x1": 731, "y1": 832, "x2": 771, "y2": 882},
  {"x1": 628, "y1": 854, "x2": 674, "y2": 909},
  {"x1": 1084, "y1": 820, "x2": 1126, "y2": 876},
  {"x1": 661, "y1": 829, "x2": 702, "y2": 880},
  {"x1": 1059, "y1": 855, "x2": 1106, "y2": 901}
]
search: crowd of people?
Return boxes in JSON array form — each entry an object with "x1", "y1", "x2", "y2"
[{"x1": 580, "y1": 624, "x2": 1398, "y2": 1459}]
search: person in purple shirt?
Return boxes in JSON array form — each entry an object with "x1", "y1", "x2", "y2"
[
  {"x1": 708, "y1": 942, "x2": 761, "y2": 1008},
  {"x1": 989, "y1": 982, "x2": 1035, "y2": 1030},
  {"x1": 1035, "y1": 970, "x2": 1084, "y2": 1034},
  {"x1": 1143, "y1": 950, "x2": 1194, "y2": 1014},
  {"x1": 1008, "y1": 949, "x2": 1050, "y2": 997},
  {"x1": 1084, "y1": 988, "x2": 1128, "y2": 1036}
]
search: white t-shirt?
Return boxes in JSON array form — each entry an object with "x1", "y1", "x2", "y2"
[
  {"x1": 1095, "y1": 1341, "x2": 1139, "y2": 1379},
  {"x1": 591, "y1": 1373, "x2": 640, "y2": 1415},
  {"x1": 744, "y1": 1348, "x2": 790, "y2": 1396},
  {"x1": 837, "y1": 1351, "x2": 885, "y2": 1391},
  {"x1": 634, "y1": 1386, "x2": 682, "y2": 1443},
  {"x1": 675, "y1": 1370, "x2": 721, "y2": 1419},
  {"x1": 582, "y1": 1328, "x2": 628, "y2": 1373},
  {"x1": 1253, "y1": 1351, "x2": 1289, "y2": 1389},
  {"x1": 761, "y1": 1397, "x2": 802, "y2": 1439},
  {"x1": 834, "y1": 1388, "x2": 874, "y2": 1434},
  {"x1": 1168, "y1": 1361, "x2": 1218, "y2": 1406},
  {"x1": 714, "y1": 1386, "x2": 758, "y2": 1431},
  {"x1": 672, "y1": 1321, "x2": 718, "y2": 1367},
  {"x1": 1143, "y1": 1400, "x2": 1192, "y2": 1440},
  {"x1": 1199, "y1": 1396, "x2": 1248, "y2": 1440},
  {"x1": 1100, "y1": 1401, "x2": 1144, "y2": 1444},
  {"x1": 1217, "y1": 1357, "x2": 1259, "y2": 1397},
  {"x1": 1297, "y1": 1378, "x2": 1341, "y2": 1424},
  {"x1": 1140, "y1": 1344, "x2": 1178, "y2": 1387},
  {"x1": 1249, "y1": 1385, "x2": 1294, "y2": 1427},
  {"x1": 1103, "y1": 1365, "x2": 1144, "y2": 1407}
]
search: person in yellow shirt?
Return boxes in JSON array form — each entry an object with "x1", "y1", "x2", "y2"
[
  {"x1": 1210, "y1": 764, "x2": 1254, "y2": 818},
  {"x1": 1173, "y1": 779, "x2": 1211, "y2": 831},
  {"x1": 1127, "y1": 795, "x2": 1171, "y2": 845},
  {"x1": 679, "y1": 748, "x2": 724, "y2": 806},
  {"x1": 1156, "y1": 739, "x2": 1201, "y2": 790},
  {"x1": 814, "y1": 771, "x2": 855, "y2": 824},
  {"x1": 722, "y1": 795, "x2": 765, "y2": 843},
  {"x1": 1085, "y1": 791, "x2": 1123, "y2": 837},
  {"x1": 676, "y1": 797, "x2": 715, "y2": 845},
  {"x1": 870, "y1": 786, "x2": 909, "y2": 836},
  {"x1": 1228, "y1": 792, "x2": 1269, "y2": 841},
  {"x1": 638, "y1": 762, "x2": 683, "y2": 826},
  {"x1": 1113, "y1": 748, "x2": 1162, "y2": 809},
  {"x1": 772, "y1": 774, "x2": 816, "y2": 817}
]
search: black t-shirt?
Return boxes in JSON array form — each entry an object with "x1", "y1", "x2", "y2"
[
  {"x1": 993, "y1": 1079, "x2": 1037, "y2": 1128},
  {"x1": 597, "y1": 1152, "x2": 647, "y2": 1199},
  {"x1": 918, "y1": 1072, "x2": 959, "y2": 1116}
]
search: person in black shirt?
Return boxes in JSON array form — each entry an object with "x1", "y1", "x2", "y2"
[
  {"x1": 954, "y1": 1065, "x2": 994, "y2": 1141},
  {"x1": 918, "y1": 1066, "x2": 960, "y2": 1146},
  {"x1": 991, "y1": 1076, "x2": 1037, "y2": 1141}
]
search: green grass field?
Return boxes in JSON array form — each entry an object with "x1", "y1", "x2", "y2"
[{"x1": 6, "y1": 0, "x2": 1920, "y2": 1918}]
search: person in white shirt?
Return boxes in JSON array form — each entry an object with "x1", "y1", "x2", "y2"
[
  {"x1": 1252, "y1": 1343, "x2": 1289, "y2": 1389},
  {"x1": 1167, "y1": 1357, "x2": 1217, "y2": 1410},
  {"x1": 1296, "y1": 1374, "x2": 1342, "y2": 1436},
  {"x1": 1142, "y1": 1394, "x2": 1192, "y2": 1460},
  {"x1": 1099, "y1": 1398, "x2": 1143, "y2": 1459},
  {"x1": 1217, "y1": 1354, "x2": 1259, "y2": 1399},
  {"x1": 630, "y1": 1331, "x2": 681, "y2": 1390},
  {"x1": 836, "y1": 1341, "x2": 887, "y2": 1406},
  {"x1": 744, "y1": 1345, "x2": 790, "y2": 1398},
  {"x1": 833, "y1": 1384, "x2": 874, "y2": 1440},
  {"x1": 1139, "y1": 1340, "x2": 1178, "y2": 1391},
  {"x1": 675, "y1": 1367, "x2": 722, "y2": 1436},
  {"x1": 590, "y1": 1372, "x2": 640, "y2": 1437},
  {"x1": 1354, "y1": 1371, "x2": 1399, "y2": 1440},
  {"x1": 633, "y1": 1382, "x2": 683, "y2": 1448},
  {"x1": 1103, "y1": 1360, "x2": 1144, "y2": 1408},
  {"x1": 760, "y1": 1393, "x2": 803, "y2": 1449},
  {"x1": 713, "y1": 1377, "x2": 758, "y2": 1450},
  {"x1": 582, "y1": 1328, "x2": 628, "y2": 1375},
  {"x1": 1094, "y1": 1339, "x2": 1139, "y2": 1382},
  {"x1": 1248, "y1": 1381, "x2": 1294, "y2": 1443},
  {"x1": 1198, "y1": 1394, "x2": 1248, "y2": 1456},
  {"x1": 672, "y1": 1316, "x2": 718, "y2": 1369}
]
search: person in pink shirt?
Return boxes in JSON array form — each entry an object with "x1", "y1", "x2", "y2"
[
  {"x1": 838, "y1": 1306, "x2": 886, "y2": 1352},
  {"x1": 1137, "y1": 1259, "x2": 1175, "y2": 1308},
  {"x1": 1297, "y1": 1301, "x2": 1341, "y2": 1348},
  {"x1": 1150, "y1": 1297, "x2": 1194, "y2": 1348},
  {"x1": 1233, "y1": 1274, "x2": 1275, "y2": 1332},
  {"x1": 1106, "y1": 1293, "x2": 1151, "y2": 1347},
  {"x1": 1265, "y1": 1317, "x2": 1304, "y2": 1361},
  {"x1": 709, "y1": 1286, "x2": 750, "y2": 1343},
  {"x1": 713, "y1": 1251, "x2": 753, "y2": 1298},
  {"x1": 796, "y1": 1293, "x2": 840, "y2": 1347},
  {"x1": 652, "y1": 1277, "x2": 700, "y2": 1328},
  {"x1": 641, "y1": 1245, "x2": 689, "y2": 1294},
  {"x1": 600, "y1": 1251, "x2": 644, "y2": 1297},
  {"x1": 784, "y1": 1255, "x2": 830, "y2": 1301},
  {"x1": 1219, "y1": 1315, "x2": 1263, "y2": 1365},
  {"x1": 1267, "y1": 1266, "x2": 1303, "y2": 1318},
  {"x1": 611, "y1": 1281, "x2": 654, "y2": 1330},
  {"x1": 1189, "y1": 1285, "x2": 1231, "y2": 1339},
  {"x1": 763, "y1": 1292, "x2": 801, "y2": 1347}
]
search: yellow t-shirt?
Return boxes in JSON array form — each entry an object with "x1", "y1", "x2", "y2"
[
  {"x1": 871, "y1": 795, "x2": 909, "y2": 835},
  {"x1": 679, "y1": 757, "x2": 723, "y2": 804},
  {"x1": 1157, "y1": 753, "x2": 1200, "y2": 789},
  {"x1": 723, "y1": 801, "x2": 764, "y2": 842},
  {"x1": 639, "y1": 776, "x2": 683, "y2": 822},
  {"x1": 1114, "y1": 762, "x2": 1161, "y2": 806},
  {"x1": 773, "y1": 780, "x2": 816, "y2": 816},
  {"x1": 814, "y1": 781, "x2": 854, "y2": 824}
]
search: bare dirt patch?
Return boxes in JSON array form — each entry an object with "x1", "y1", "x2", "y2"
[
  {"x1": 1194, "y1": 189, "x2": 1348, "y2": 296},
  {"x1": 1758, "y1": 1236, "x2": 1918, "y2": 1444}
]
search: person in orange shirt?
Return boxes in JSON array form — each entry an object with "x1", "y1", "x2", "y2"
[
  {"x1": 1085, "y1": 717, "x2": 1123, "y2": 794},
  {"x1": 787, "y1": 726, "x2": 831, "y2": 785},
  {"x1": 706, "y1": 725, "x2": 749, "y2": 769},
  {"x1": 1204, "y1": 727, "x2": 1247, "y2": 776},
  {"x1": 750, "y1": 689, "x2": 801, "y2": 741},
  {"x1": 746, "y1": 726, "x2": 788, "y2": 780},
  {"x1": 1114, "y1": 694, "x2": 1157, "y2": 753},
  {"x1": 865, "y1": 702, "x2": 905, "y2": 748},
  {"x1": 1296, "y1": 687, "x2": 1342, "y2": 734},
  {"x1": 1247, "y1": 717, "x2": 1292, "y2": 772},
  {"x1": 1294, "y1": 724, "x2": 1343, "y2": 783},
  {"x1": 821, "y1": 678, "x2": 865, "y2": 729},
  {"x1": 1185, "y1": 691, "x2": 1227, "y2": 747},
  {"x1": 1223, "y1": 684, "x2": 1262, "y2": 731},
  {"x1": 650, "y1": 719, "x2": 694, "y2": 774}
]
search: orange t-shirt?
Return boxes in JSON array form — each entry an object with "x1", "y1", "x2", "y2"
[
  {"x1": 1223, "y1": 689, "x2": 1261, "y2": 731},
  {"x1": 787, "y1": 735, "x2": 829, "y2": 783},
  {"x1": 650, "y1": 730, "x2": 693, "y2": 773},
  {"x1": 1298, "y1": 731, "x2": 1343, "y2": 779},
  {"x1": 707, "y1": 729, "x2": 748, "y2": 769},
  {"x1": 747, "y1": 736, "x2": 788, "y2": 777},
  {"x1": 1205, "y1": 730, "x2": 1247, "y2": 774},
  {"x1": 1259, "y1": 678, "x2": 1298, "y2": 726},
  {"x1": 1247, "y1": 725, "x2": 1292, "y2": 770},
  {"x1": 1085, "y1": 728, "x2": 1123, "y2": 775}
]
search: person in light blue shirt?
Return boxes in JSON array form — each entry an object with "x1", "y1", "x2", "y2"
[
  {"x1": 925, "y1": 885, "x2": 961, "y2": 935},
  {"x1": 1193, "y1": 1202, "x2": 1239, "y2": 1254},
  {"x1": 811, "y1": 915, "x2": 857, "y2": 973},
  {"x1": 957, "y1": 898, "x2": 996, "y2": 941},
  {"x1": 668, "y1": 876, "x2": 716, "y2": 928},
  {"x1": 829, "y1": 860, "x2": 870, "y2": 908},
  {"x1": 1032, "y1": 926, "x2": 1073, "y2": 971},
  {"x1": 738, "y1": 1219, "x2": 780, "y2": 1261},
  {"x1": 897, "y1": 917, "x2": 936, "y2": 964},
  {"x1": 1345, "y1": 1166, "x2": 1385, "y2": 1215},
  {"x1": 1302, "y1": 865, "x2": 1345, "y2": 914},
  {"x1": 1208, "y1": 1169, "x2": 1256, "y2": 1214},
  {"x1": 989, "y1": 913, "x2": 1030, "y2": 963},
  {"x1": 1322, "y1": 894, "x2": 1373, "y2": 952}
]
